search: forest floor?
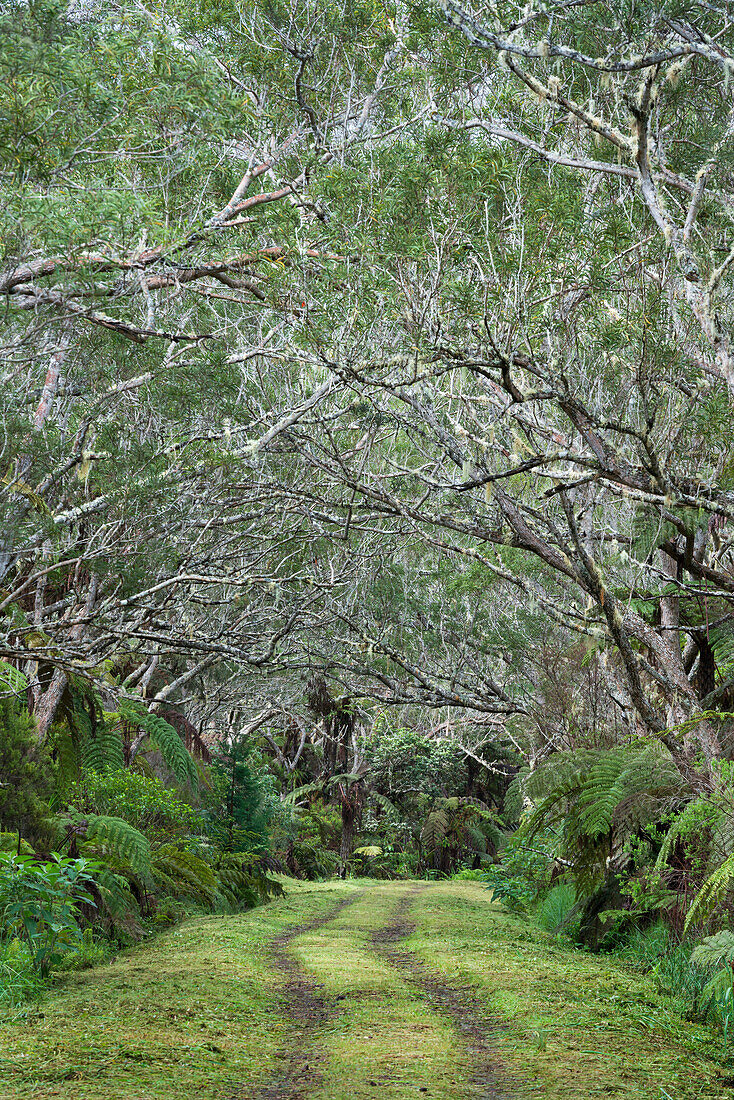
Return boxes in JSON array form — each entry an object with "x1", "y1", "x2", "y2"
[{"x1": 0, "y1": 880, "x2": 732, "y2": 1100}]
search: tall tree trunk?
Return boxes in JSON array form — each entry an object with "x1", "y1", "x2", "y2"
[{"x1": 339, "y1": 795, "x2": 355, "y2": 878}]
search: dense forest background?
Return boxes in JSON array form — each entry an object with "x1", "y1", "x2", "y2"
[{"x1": 4, "y1": 0, "x2": 734, "y2": 1033}]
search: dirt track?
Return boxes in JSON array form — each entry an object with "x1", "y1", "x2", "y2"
[
  {"x1": 250, "y1": 893, "x2": 364, "y2": 1100},
  {"x1": 370, "y1": 887, "x2": 509, "y2": 1100},
  {"x1": 251, "y1": 885, "x2": 509, "y2": 1100}
]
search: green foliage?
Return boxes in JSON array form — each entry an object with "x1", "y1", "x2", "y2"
[
  {"x1": 0, "y1": 699, "x2": 53, "y2": 835},
  {"x1": 82, "y1": 815, "x2": 152, "y2": 881},
  {"x1": 151, "y1": 844, "x2": 218, "y2": 906},
  {"x1": 521, "y1": 742, "x2": 685, "y2": 894},
  {"x1": 206, "y1": 737, "x2": 276, "y2": 852},
  {"x1": 685, "y1": 855, "x2": 734, "y2": 932},
  {"x1": 479, "y1": 833, "x2": 557, "y2": 912},
  {"x1": 68, "y1": 771, "x2": 199, "y2": 837},
  {"x1": 78, "y1": 711, "x2": 125, "y2": 775},
  {"x1": 120, "y1": 705, "x2": 199, "y2": 789},
  {"x1": 420, "y1": 796, "x2": 501, "y2": 874},
  {"x1": 0, "y1": 938, "x2": 45, "y2": 1011},
  {"x1": 615, "y1": 921, "x2": 712, "y2": 1026},
  {"x1": 0, "y1": 852, "x2": 98, "y2": 975},
  {"x1": 0, "y1": 661, "x2": 28, "y2": 698},
  {"x1": 0, "y1": 832, "x2": 34, "y2": 855},
  {"x1": 536, "y1": 884, "x2": 580, "y2": 938},
  {"x1": 55, "y1": 927, "x2": 113, "y2": 972},
  {"x1": 364, "y1": 720, "x2": 467, "y2": 800},
  {"x1": 691, "y1": 931, "x2": 734, "y2": 973},
  {"x1": 93, "y1": 867, "x2": 140, "y2": 932}
]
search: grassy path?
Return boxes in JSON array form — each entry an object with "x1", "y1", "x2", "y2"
[{"x1": 1, "y1": 881, "x2": 733, "y2": 1099}]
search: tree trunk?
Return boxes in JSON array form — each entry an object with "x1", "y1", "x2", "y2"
[{"x1": 338, "y1": 796, "x2": 355, "y2": 878}]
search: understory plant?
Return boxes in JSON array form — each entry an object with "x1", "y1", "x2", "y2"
[
  {"x1": 479, "y1": 833, "x2": 558, "y2": 912},
  {"x1": 0, "y1": 852, "x2": 98, "y2": 975}
]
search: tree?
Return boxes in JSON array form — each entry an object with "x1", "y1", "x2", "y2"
[
  {"x1": 241, "y1": 0, "x2": 734, "y2": 789},
  {"x1": 0, "y1": 698, "x2": 52, "y2": 840},
  {"x1": 0, "y1": 0, "x2": 410, "y2": 734}
]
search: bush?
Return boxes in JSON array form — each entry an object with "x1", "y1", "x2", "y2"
[
  {"x1": 478, "y1": 834, "x2": 557, "y2": 912},
  {"x1": 0, "y1": 852, "x2": 98, "y2": 975},
  {"x1": 67, "y1": 771, "x2": 199, "y2": 838}
]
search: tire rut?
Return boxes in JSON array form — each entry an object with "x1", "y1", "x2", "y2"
[
  {"x1": 370, "y1": 886, "x2": 512, "y2": 1100},
  {"x1": 242, "y1": 892, "x2": 363, "y2": 1100}
]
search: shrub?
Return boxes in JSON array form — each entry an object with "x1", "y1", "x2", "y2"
[
  {"x1": 56, "y1": 927, "x2": 113, "y2": 971},
  {"x1": 479, "y1": 834, "x2": 557, "y2": 912},
  {"x1": 0, "y1": 852, "x2": 98, "y2": 975},
  {"x1": 67, "y1": 771, "x2": 199, "y2": 837}
]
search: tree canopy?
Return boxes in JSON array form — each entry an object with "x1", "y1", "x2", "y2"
[{"x1": 5, "y1": 0, "x2": 734, "y2": 952}]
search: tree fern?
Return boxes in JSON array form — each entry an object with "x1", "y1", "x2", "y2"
[
  {"x1": 214, "y1": 853, "x2": 267, "y2": 908},
  {"x1": 691, "y1": 931, "x2": 734, "y2": 971},
  {"x1": 94, "y1": 867, "x2": 141, "y2": 931},
  {"x1": 54, "y1": 723, "x2": 82, "y2": 795},
  {"x1": 522, "y1": 742, "x2": 687, "y2": 893},
  {"x1": 81, "y1": 814, "x2": 152, "y2": 881},
  {"x1": 631, "y1": 509, "x2": 677, "y2": 562},
  {"x1": 60, "y1": 677, "x2": 127, "y2": 777},
  {"x1": 685, "y1": 854, "x2": 734, "y2": 931},
  {"x1": 120, "y1": 704, "x2": 198, "y2": 788},
  {"x1": 79, "y1": 712, "x2": 125, "y2": 774},
  {"x1": 216, "y1": 866, "x2": 259, "y2": 910},
  {"x1": 152, "y1": 844, "x2": 218, "y2": 905},
  {"x1": 421, "y1": 806, "x2": 450, "y2": 853}
]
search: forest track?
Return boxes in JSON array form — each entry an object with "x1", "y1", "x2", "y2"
[
  {"x1": 1, "y1": 881, "x2": 728, "y2": 1100},
  {"x1": 244, "y1": 891, "x2": 364, "y2": 1100},
  {"x1": 370, "y1": 886, "x2": 510, "y2": 1100},
  {"x1": 250, "y1": 884, "x2": 511, "y2": 1100}
]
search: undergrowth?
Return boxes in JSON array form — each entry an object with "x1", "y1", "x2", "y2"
[{"x1": 0, "y1": 941, "x2": 44, "y2": 1011}]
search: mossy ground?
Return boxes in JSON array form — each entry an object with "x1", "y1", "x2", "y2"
[
  {"x1": 0, "y1": 880, "x2": 732, "y2": 1099},
  {"x1": 0, "y1": 881, "x2": 347, "y2": 1100}
]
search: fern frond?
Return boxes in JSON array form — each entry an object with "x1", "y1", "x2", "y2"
[
  {"x1": 152, "y1": 844, "x2": 218, "y2": 904},
  {"x1": 80, "y1": 714, "x2": 125, "y2": 774},
  {"x1": 691, "y1": 931, "x2": 734, "y2": 971},
  {"x1": 354, "y1": 845, "x2": 383, "y2": 858},
  {"x1": 94, "y1": 867, "x2": 141, "y2": 930},
  {"x1": 685, "y1": 853, "x2": 734, "y2": 931},
  {"x1": 631, "y1": 509, "x2": 677, "y2": 561},
  {"x1": 369, "y1": 791, "x2": 399, "y2": 819},
  {"x1": 83, "y1": 814, "x2": 152, "y2": 881},
  {"x1": 421, "y1": 807, "x2": 450, "y2": 852},
  {"x1": 0, "y1": 660, "x2": 28, "y2": 699},
  {"x1": 120, "y1": 704, "x2": 198, "y2": 788}
]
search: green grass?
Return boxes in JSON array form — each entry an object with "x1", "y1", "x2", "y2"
[
  {"x1": 295, "y1": 885, "x2": 478, "y2": 1099},
  {"x1": 0, "y1": 941, "x2": 45, "y2": 1015},
  {"x1": 1, "y1": 880, "x2": 733, "y2": 1099},
  {"x1": 0, "y1": 881, "x2": 348, "y2": 1100},
  {"x1": 407, "y1": 881, "x2": 734, "y2": 1099}
]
